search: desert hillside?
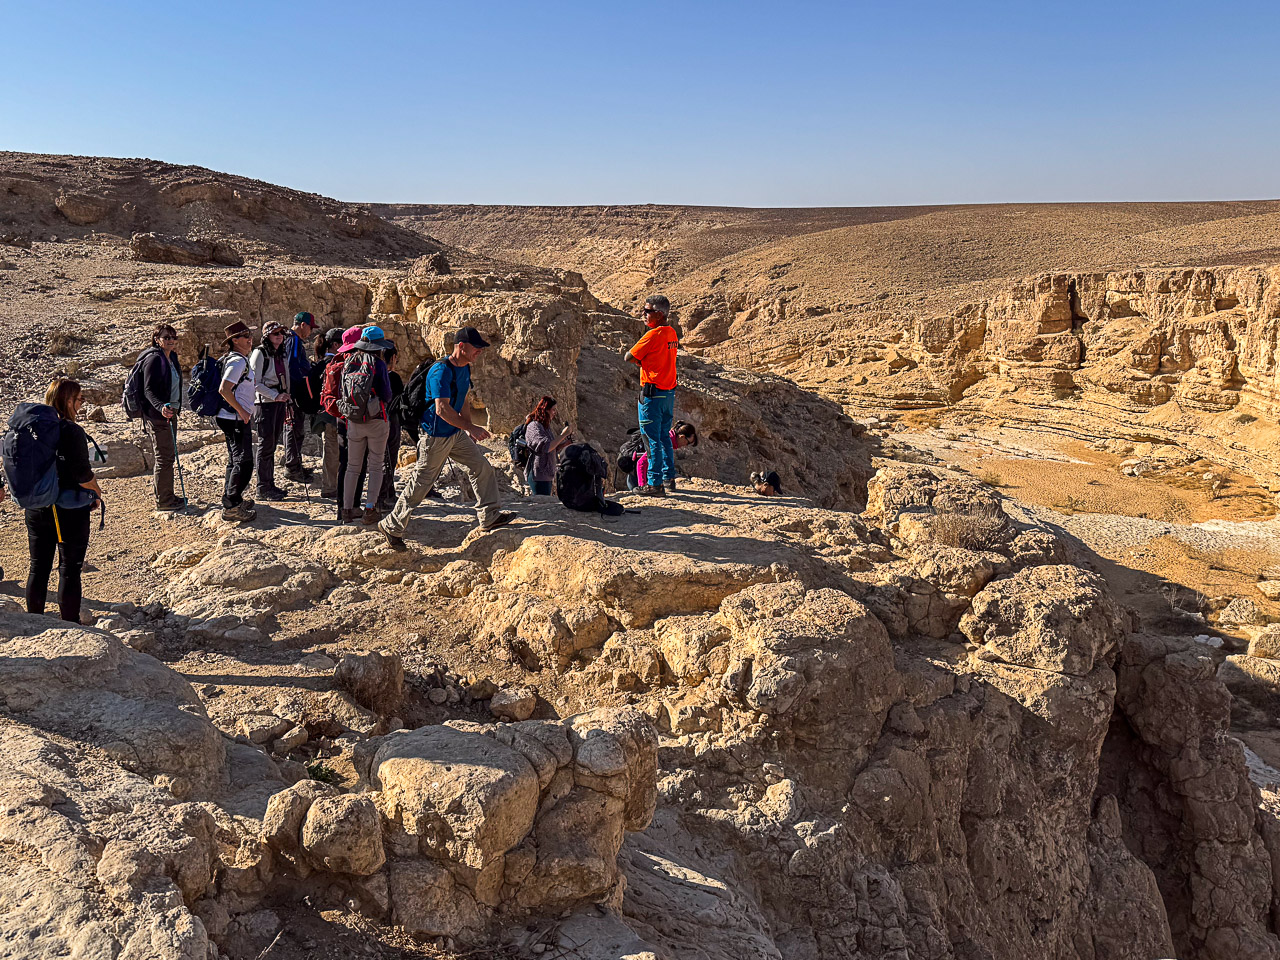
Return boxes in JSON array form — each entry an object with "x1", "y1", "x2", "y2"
[
  {"x1": 4, "y1": 155, "x2": 1280, "y2": 960},
  {"x1": 380, "y1": 199, "x2": 1280, "y2": 312}
]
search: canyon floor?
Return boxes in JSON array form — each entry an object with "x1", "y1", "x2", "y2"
[{"x1": 5, "y1": 152, "x2": 1280, "y2": 960}]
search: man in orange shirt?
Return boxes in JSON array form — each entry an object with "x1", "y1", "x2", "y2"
[{"x1": 624, "y1": 294, "x2": 680, "y2": 495}]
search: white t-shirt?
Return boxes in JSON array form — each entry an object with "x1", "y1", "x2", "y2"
[{"x1": 216, "y1": 352, "x2": 258, "y2": 421}]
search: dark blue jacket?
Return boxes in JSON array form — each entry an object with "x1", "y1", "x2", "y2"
[{"x1": 285, "y1": 330, "x2": 312, "y2": 385}]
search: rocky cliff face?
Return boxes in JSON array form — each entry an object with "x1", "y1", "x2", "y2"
[{"x1": 687, "y1": 265, "x2": 1280, "y2": 489}]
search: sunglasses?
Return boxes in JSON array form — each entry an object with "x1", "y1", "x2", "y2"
[{"x1": 160, "y1": 335, "x2": 178, "y2": 342}]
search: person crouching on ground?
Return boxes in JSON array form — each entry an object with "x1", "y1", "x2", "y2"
[
  {"x1": 634, "y1": 419, "x2": 697, "y2": 490},
  {"x1": 339, "y1": 326, "x2": 394, "y2": 525},
  {"x1": 623, "y1": 294, "x2": 679, "y2": 495},
  {"x1": 379, "y1": 326, "x2": 515, "y2": 550},
  {"x1": 750, "y1": 469, "x2": 783, "y2": 496},
  {"x1": 524, "y1": 395, "x2": 573, "y2": 495},
  {"x1": 139, "y1": 322, "x2": 185, "y2": 510},
  {"x1": 26, "y1": 378, "x2": 103, "y2": 623},
  {"x1": 249, "y1": 321, "x2": 292, "y2": 501},
  {"x1": 216, "y1": 321, "x2": 258, "y2": 522},
  {"x1": 282, "y1": 311, "x2": 315, "y2": 483}
]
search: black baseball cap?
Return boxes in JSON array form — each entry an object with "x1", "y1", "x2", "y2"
[{"x1": 455, "y1": 327, "x2": 490, "y2": 349}]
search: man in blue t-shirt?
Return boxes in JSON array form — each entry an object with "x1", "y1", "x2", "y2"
[{"x1": 379, "y1": 327, "x2": 515, "y2": 549}]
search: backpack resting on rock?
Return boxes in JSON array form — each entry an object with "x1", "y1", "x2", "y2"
[{"x1": 556, "y1": 442, "x2": 624, "y2": 516}]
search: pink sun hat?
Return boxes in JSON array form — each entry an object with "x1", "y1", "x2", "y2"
[{"x1": 336, "y1": 324, "x2": 365, "y2": 354}]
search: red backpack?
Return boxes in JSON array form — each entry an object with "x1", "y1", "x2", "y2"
[{"x1": 321, "y1": 357, "x2": 344, "y2": 419}]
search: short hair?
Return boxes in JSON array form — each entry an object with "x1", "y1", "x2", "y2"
[
  {"x1": 152, "y1": 323, "x2": 177, "y2": 345},
  {"x1": 45, "y1": 378, "x2": 82, "y2": 420},
  {"x1": 644, "y1": 294, "x2": 671, "y2": 316}
]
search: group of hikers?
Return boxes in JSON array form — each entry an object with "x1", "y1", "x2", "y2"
[{"x1": 1, "y1": 294, "x2": 798, "y2": 622}]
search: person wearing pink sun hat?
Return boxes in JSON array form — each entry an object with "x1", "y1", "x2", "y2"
[{"x1": 322, "y1": 325, "x2": 371, "y2": 520}]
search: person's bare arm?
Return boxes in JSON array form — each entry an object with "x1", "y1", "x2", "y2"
[
  {"x1": 434, "y1": 397, "x2": 489, "y2": 441},
  {"x1": 624, "y1": 348, "x2": 640, "y2": 365}
]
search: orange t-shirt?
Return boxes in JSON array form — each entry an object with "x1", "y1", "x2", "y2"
[{"x1": 631, "y1": 324, "x2": 679, "y2": 390}]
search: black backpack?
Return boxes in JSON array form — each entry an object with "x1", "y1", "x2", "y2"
[
  {"x1": 396, "y1": 357, "x2": 438, "y2": 444},
  {"x1": 509, "y1": 422, "x2": 532, "y2": 470},
  {"x1": 122, "y1": 346, "x2": 162, "y2": 420},
  {"x1": 188, "y1": 347, "x2": 242, "y2": 417},
  {"x1": 556, "y1": 442, "x2": 610, "y2": 512},
  {"x1": 617, "y1": 427, "x2": 647, "y2": 473},
  {"x1": 2, "y1": 403, "x2": 63, "y2": 508}
]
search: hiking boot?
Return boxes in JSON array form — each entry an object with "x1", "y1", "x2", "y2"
[
  {"x1": 222, "y1": 503, "x2": 257, "y2": 522},
  {"x1": 637, "y1": 484, "x2": 666, "y2": 497},
  {"x1": 257, "y1": 486, "x2": 288, "y2": 502},
  {"x1": 155, "y1": 497, "x2": 187, "y2": 512},
  {"x1": 381, "y1": 527, "x2": 408, "y2": 551},
  {"x1": 663, "y1": 481, "x2": 678, "y2": 494},
  {"x1": 283, "y1": 467, "x2": 314, "y2": 483},
  {"x1": 376, "y1": 499, "x2": 396, "y2": 513},
  {"x1": 362, "y1": 506, "x2": 382, "y2": 525},
  {"x1": 482, "y1": 511, "x2": 517, "y2": 532},
  {"x1": 339, "y1": 508, "x2": 360, "y2": 524}
]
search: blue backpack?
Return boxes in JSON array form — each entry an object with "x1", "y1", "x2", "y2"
[
  {"x1": 188, "y1": 347, "x2": 239, "y2": 417},
  {"x1": 2, "y1": 403, "x2": 66, "y2": 509}
]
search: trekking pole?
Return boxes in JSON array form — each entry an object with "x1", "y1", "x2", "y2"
[{"x1": 170, "y1": 419, "x2": 187, "y2": 504}]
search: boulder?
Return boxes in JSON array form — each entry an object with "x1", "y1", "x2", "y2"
[
  {"x1": 490, "y1": 686, "x2": 537, "y2": 722},
  {"x1": 960, "y1": 565, "x2": 1124, "y2": 675},
  {"x1": 370, "y1": 724, "x2": 540, "y2": 876},
  {"x1": 300, "y1": 794, "x2": 386, "y2": 876},
  {"x1": 130, "y1": 231, "x2": 244, "y2": 267},
  {"x1": 335, "y1": 651, "x2": 404, "y2": 714},
  {"x1": 0, "y1": 610, "x2": 227, "y2": 793}
]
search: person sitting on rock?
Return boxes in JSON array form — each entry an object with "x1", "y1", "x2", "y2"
[
  {"x1": 281, "y1": 311, "x2": 315, "y2": 483},
  {"x1": 216, "y1": 321, "x2": 259, "y2": 522},
  {"x1": 379, "y1": 326, "x2": 515, "y2": 550},
  {"x1": 633, "y1": 419, "x2": 697, "y2": 491},
  {"x1": 248, "y1": 321, "x2": 292, "y2": 501},
  {"x1": 137, "y1": 322, "x2": 185, "y2": 511},
  {"x1": 750, "y1": 469, "x2": 783, "y2": 496},
  {"x1": 623, "y1": 294, "x2": 680, "y2": 496},
  {"x1": 523, "y1": 395, "x2": 573, "y2": 496}
]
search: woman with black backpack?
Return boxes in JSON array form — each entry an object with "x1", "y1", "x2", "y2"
[{"x1": 24, "y1": 378, "x2": 103, "y2": 623}]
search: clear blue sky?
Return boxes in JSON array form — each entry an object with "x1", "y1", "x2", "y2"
[{"x1": 4, "y1": 0, "x2": 1277, "y2": 206}]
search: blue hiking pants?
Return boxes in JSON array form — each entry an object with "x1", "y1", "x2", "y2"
[{"x1": 638, "y1": 388, "x2": 675, "y2": 486}]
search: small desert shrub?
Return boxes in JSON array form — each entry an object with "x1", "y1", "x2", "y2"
[
  {"x1": 48, "y1": 328, "x2": 90, "y2": 356},
  {"x1": 930, "y1": 502, "x2": 1007, "y2": 550},
  {"x1": 978, "y1": 470, "x2": 1006, "y2": 488},
  {"x1": 1057, "y1": 494, "x2": 1087, "y2": 513},
  {"x1": 306, "y1": 761, "x2": 339, "y2": 784}
]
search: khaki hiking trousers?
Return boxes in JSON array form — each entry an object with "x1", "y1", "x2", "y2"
[{"x1": 380, "y1": 430, "x2": 500, "y2": 537}]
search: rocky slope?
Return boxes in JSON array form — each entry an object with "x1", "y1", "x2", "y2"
[
  {"x1": 1, "y1": 152, "x2": 440, "y2": 264},
  {"x1": 6, "y1": 465, "x2": 1280, "y2": 960}
]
